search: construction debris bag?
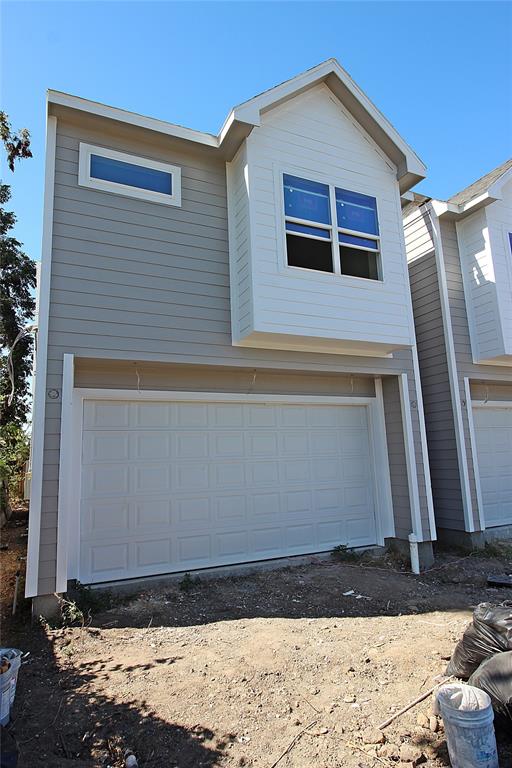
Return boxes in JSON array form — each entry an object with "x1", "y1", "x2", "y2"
[
  {"x1": 469, "y1": 651, "x2": 512, "y2": 722},
  {"x1": 446, "y1": 602, "x2": 512, "y2": 679}
]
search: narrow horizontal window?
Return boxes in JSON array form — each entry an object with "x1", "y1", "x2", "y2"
[
  {"x1": 79, "y1": 143, "x2": 182, "y2": 206},
  {"x1": 283, "y1": 174, "x2": 331, "y2": 225},
  {"x1": 286, "y1": 221, "x2": 331, "y2": 239},
  {"x1": 338, "y1": 233, "x2": 379, "y2": 250},
  {"x1": 90, "y1": 155, "x2": 173, "y2": 195},
  {"x1": 286, "y1": 234, "x2": 334, "y2": 273},
  {"x1": 339, "y1": 245, "x2": 379, "y2": 280},
  {"x1": 336, "y1": 188, "x2": 378, "y2": 236}
]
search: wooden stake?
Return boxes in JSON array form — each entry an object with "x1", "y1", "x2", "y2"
[{"x1": 378, "y1": 676, "x2": 455, "y2": 730}]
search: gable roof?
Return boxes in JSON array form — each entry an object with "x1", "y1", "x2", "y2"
[
  {"x1": 48, "y1": 58, "x2": 426, "y2": 192},
  {"x1": 448, "y1": 158, "x2": 512, "y2": 206}
]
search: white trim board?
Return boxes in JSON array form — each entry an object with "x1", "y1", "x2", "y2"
[
  {"x1": 426, "y1": 203, "x2": 475, "y2": 533},
  {"x1": 25, "y1": 115, "x2": 57, "y2": 598},
  {"x1": 63, "y1": 388, "x2": 395, "y2": 584},
  {"x1": 78, "y1": 143, "x2": 182, "y2": 207},
  {"x1": 464, "y1": 377, "x2": 485, "y2": 532}
]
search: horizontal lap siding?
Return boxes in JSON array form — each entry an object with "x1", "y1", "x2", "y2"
[
  {"x1": 245, "y1": 84, "x2": 415, "y2": 348},
  {"x1": 440, "y1": 218, "x2": 512, "y2": 531},
  {"x1": 407, "y1": 241, "x2": 464, "y2": 530},
  {"x1": 36, "y1": 111, "x2": 432, "y2": 592}
]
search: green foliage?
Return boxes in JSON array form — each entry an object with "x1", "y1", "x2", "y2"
[
  {"x1": 0, "y1": 421, "x2": 30, "y2": 498},
  {"x1": 331, "y1": 544, "x2": 361, "y2": 562},
  {"x1": 179, "y1": 572, "x2": 201, "y2": 592},
  {"x1": 0, "y1": 112, "x2": 32, "y2": 172},
  {"x1": 1, "y1": 183, "x2": 36, "y2": 427}
]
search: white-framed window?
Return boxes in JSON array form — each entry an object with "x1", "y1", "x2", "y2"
[
  {"x1": 78, "y1": 143, "x2": 182, "y2": 206},
  {"x1": 283, "y1": 173, "x2": 381, "y2": 280}
]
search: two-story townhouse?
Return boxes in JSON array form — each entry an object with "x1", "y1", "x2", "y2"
[
  {"x1": 404, "y1": 159, "x2": 512, "y2": 547},
  {"x1": 27, "y1": 59, "x2": 436, "y2": 614}
]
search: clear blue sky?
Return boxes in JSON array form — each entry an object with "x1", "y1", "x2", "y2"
[{"x1": 1, "y1": 1, "x2": 511, "y2": 263}]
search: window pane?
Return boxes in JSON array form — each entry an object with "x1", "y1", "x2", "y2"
[
  {"x1": 286, "y1": 221, "x2": 330, "y2": 239},
  {"x1": 339, "y1": 232, "x2": 378, "y2": 250},
  {"x1": 339, "y1": 245, "x2": 379, "y2": 280},
  {"x1": 336, "y1": 188, "x2": 378, "y2": 235},
  {"x1": 283, "y1": 174, "x2": 331, "y2": 225},
  {"x1": 287, "y1": 234, "x2": 333, "y2": 273},
  {"x1": 90, "y1": 155, "x2": 173, "y2": 195}
]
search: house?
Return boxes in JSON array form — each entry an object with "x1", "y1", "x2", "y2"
[
  {"x1": 404, "y1": 159, "x2": 512, "y2": 547},
  {"x1": 27, "y1": 59, "x2": 436, "y2": 614}
]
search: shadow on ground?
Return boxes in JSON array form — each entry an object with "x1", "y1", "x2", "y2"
[{"x1": 9, "y1": 626, "x2": 224, "y2": 767}]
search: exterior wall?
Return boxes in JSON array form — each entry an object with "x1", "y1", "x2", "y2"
[
  {"x1": 404, "y1": 201, "x2": 512, "y2": 537},
  {"x1": 381, "y1": 376, "x2": 412, "y2": 539},
  {"x1": 408, "y1": 247, "x2": 463, "y2": 530},
  {"x1": 32, "y1": 107, "x2": 433, "y2": 594},
  {"x1": 455, "y1": 208, "x2": 504, "y2": 362},
  {"x1": 486, "y1": 179, "x2": 512, "y2": 355},
  {"x1": 229, "y1": 84, "x2": 416, "y2": 353}
]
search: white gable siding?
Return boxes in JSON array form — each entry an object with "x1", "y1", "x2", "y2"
[
  {"x1": 456, "y1": 208, "x2": 503, "y2": 362},
  {"x1": 229, "y1": 84, "x2": 415, "y2": 354},
  {"x1": 456, "y1": 183, "x2": 512, "y2": 364},
  {"x1": 486, "y1": 179, "x2": 512, "y2": 357}
]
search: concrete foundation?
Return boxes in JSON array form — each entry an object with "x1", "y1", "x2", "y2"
[
  {"x1": 385, "y1": 537, "x2": 435, "y2": 571},
  {"x1": 437, "y1": 525, "x2": 512, "y2": 551},
  {"x1": 31, "y1": 593, "x2": 61, "y2": 621}
]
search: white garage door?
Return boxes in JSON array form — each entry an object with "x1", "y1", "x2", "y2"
[
  {"x1": 473, "y1": 406, "x2": 512, "y2": 527},
  {"x1": 79, "y1": 399, "x2": 378, "y2": 583}
]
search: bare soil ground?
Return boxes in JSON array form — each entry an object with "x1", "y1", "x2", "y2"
[{"x1": 2, "y1": 518, "x2": 512, "y2": 767}]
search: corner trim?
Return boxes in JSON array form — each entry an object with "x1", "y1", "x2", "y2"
[
  {"x1": 426, "y1": 203, "x2": 475, "y2": 532},
  {"x1": 25, "y1": 114, "x2": 57, "y2": 598},
  {"x1": 464, "y1": 377, "x2": 485, "y2": 532},
  {"x1": 55, "y1": 354, "x2": 75, "y2": 593},
  {"x1": 397, "y1": 372, "x2": 423, "y2": 541}
]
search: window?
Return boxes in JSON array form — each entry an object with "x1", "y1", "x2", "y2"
[
  {"x1": 283, "y1": 174, "x2": 381, "y2": 280},
  {"x1": 336, "y1": 188, "x2": 380, "y2": 280},
  {"x1": 78, "y1": 143, "x2": 181, "y2": 206},
  {"x1": 283, "y1": 174, "x2": 334, "y2": 273}
]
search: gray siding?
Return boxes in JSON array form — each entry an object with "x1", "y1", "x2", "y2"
[
  {"x1": 35, "y1": 109, "x2": 433, "y2": 593},
  {"x1": 404, "y1": 203, "x2": 512, "y2": 537},
  {"x1": 440, "y1": 218, "x2": 512, "y2": 531},
  {"x1": 382, "y1": 376, "x2": 411, "y2": 539},
  {"x1": 408, "y1": 249, "x2": 464, "y2": 530}
]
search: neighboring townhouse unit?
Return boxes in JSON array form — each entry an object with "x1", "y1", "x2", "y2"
[
  {"x1": 27, "y1": 59, "x2": 436, "y2": 612},
  {"x1": 404, "y1": 159, "x2": 512, "y2": 547}
]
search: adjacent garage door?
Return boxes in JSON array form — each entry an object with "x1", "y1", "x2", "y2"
[
  {"x1": 79, "y1": 399, "x2": 378, "y2": 583},
  {"x1": 473, "y1": 406, "x2": 512, "y2": 527}
]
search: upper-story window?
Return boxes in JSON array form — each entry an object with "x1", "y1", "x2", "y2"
[
  {"x1": 283, "y1": 173, "x2": 381, "y2": 280},
  {"x1": 78, "y1": 143, "x2": 182, "y2": 206}
]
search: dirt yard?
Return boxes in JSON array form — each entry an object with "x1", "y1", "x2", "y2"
[{"x1": 2, "y1": 516, "x2": 512, "y2": 767}]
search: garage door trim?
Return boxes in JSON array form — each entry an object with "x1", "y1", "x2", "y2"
[
  {"x1": 60, "y1": 387, "x2": 395, "y2": 586},
  {"x1": 470, "y1": 391, "x2": 512, "y2": 531}
]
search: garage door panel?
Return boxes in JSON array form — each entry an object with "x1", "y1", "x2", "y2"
[
  {"x1": 79, "y1": 400, "x2": 379, "y2": 583},
  {"x1": 473, "y1": 406, "x2": 512, "y2": 528}
]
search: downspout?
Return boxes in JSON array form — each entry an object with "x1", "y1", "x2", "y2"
[{"x1": 424, "y1": 202, "x2": 475, "y2": 533}]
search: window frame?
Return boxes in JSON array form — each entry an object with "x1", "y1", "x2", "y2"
[
  {"x1": 279, "y1": 169, "x2": 383, "y2": 282},
  {"x1": 78, "y1": 143, "x2": 182, "y2": 207}
]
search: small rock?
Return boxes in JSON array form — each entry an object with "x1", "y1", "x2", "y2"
[
  {"x1": 429, "y1": 715, "x2": 439, "y2": 732},
  {"x1": 343, "y1": 695, "x2": 356, "y2": 703},
  {"x1": 377, "y1": 743, "x2": 399, "y2": 759},
  {"x1": 362, "y1": 728, "x2": 385, "y2": 745},
  {"x1": 399, "y1": 742, "x2": 426, "y2": 765},
  {"x1": 311, "y1": 687, "x2": 320, "y2": 695},
  {"x1": 416, "y1": 713, "x2": 429, "y2": 729}
]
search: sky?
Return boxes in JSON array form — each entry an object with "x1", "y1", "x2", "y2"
[{"x1": 1, "y1": 1, "x2": 511, "y2": 264}]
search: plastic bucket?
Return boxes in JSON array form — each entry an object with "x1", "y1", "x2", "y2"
[
  {"x1": 435, "y1": 683, "x2": 499, "y2": 768},
  {"x1": 0, "y1": 648, "x2": 22, "y2": 726}
]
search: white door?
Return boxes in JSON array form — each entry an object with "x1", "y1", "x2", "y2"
[
  {"x1": 473, "y1": 406, "x2": 512, "y2": 527},
  {"x1": 79, "y1": 399, "x2": 378, "y2": 583}
]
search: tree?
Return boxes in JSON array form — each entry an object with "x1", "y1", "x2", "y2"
[{"x1": 0, "y1": 113, "x2": 35, "y2": 516}]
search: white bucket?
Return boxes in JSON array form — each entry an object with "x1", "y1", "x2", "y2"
[
  {"x1": 435, "y1": 683, "x2": 499, "y2": 768},
  {"x1": 0, "y1": 648, "x2": 22, "y2": 726}
]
